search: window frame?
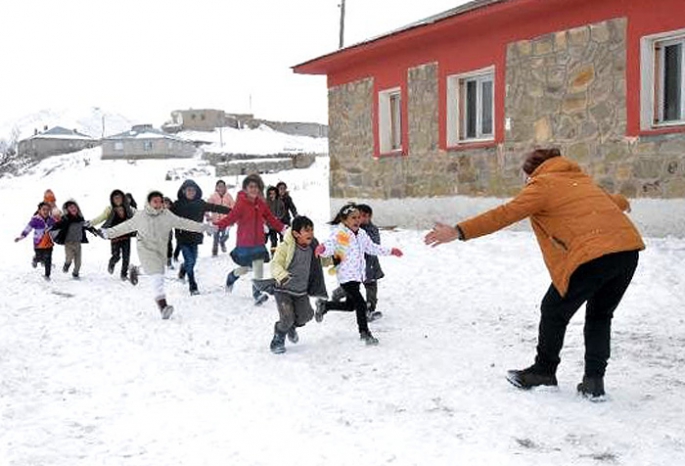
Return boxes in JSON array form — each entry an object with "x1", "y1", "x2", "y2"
[
  {"x1": 641, "y1": 29, "x2": 685, "y2": 130},
  {"x1": 378, "y1": 87, "x2": 403, "y2": 155},
  {"x1": 446, "y1": 66, "x2": 496, "y2": 147}
]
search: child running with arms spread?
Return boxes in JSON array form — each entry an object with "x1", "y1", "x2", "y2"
[{"x1": 315, "y1": 203, "x2": 403, "y2": 345}]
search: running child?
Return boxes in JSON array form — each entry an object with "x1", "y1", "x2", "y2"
[
  {"x1": 101, "y1": 191, "x2": 215, "y2": 319},
  {"x1": 15, "y1": 201, "x2": 57, "y2": 280},
  {"x1": 52, "y1": 200, "x2": 99, "y2": 279},
  {"x1": 314, "y1": 203, "x2": 403, "y2": 345}
]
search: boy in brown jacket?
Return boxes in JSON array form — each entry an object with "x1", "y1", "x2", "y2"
[{"x1": 425, "y1": 148, "x2": 644, "y2": 400}]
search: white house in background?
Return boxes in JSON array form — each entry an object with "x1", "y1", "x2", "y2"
[
  {"x1": 18, "y1": 126, "x2": 99, "y2": 159},
  {"x1": 102, "y1": 124, "x2": 197, "y2": 160}
]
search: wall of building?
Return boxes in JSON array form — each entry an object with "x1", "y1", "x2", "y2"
[
  {"x1": 102, "y1": 139, "x2": 196, "y2": 160},
  {"x1": 327, "y1": 14, "x2": 685, "y2": 236},
  {"x1": 18, "y1": 138, "x2": 99, "y2": 159}
]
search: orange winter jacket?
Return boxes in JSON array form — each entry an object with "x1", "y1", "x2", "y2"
[{"x1": 457, "y1": 156, "x2": 645, "y2": 296}]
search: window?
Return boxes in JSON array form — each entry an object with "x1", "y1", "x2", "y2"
[
  {"x1": 378, "y1": 88, "x2": 403, "y2": 154},
  {"x1": 114, "y1": 142, "x2": 123, "y2": 151},
  {"x1": 447, "y1": 67, "x2": 495, "y2": 146},
  {"x1": 143, "y1": 141, "x2": 153, "y2": 151},
  {"x1": 641, "y1": 30, "x2": 685, "y2": 129}
]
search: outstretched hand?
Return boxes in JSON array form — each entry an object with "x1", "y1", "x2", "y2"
[
  {"x1": 14, "y1": 237, "x2": 22, "y2": 243},
  {"x1": 424, "y1": 222, "x2": 461, "y2": 247},
  {"x1": 314, "y1": 244, "x2": 326, "y2": 257},
  {"x1": 390, "y1": 247, "x2": 403, "y2": 257}
]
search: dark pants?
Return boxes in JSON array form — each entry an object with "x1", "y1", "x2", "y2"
[
  {"x1": 35, "y1": 248, "x2": 52, "y2": 278},
  {"x1": 365, "y1": 281, "x2": 378, "y2": 311},
  {"x1": 212, "y1": 228, "x2": 229, "y2": 255},
  {"x1": 275, "y1": 292, "x2": 314, "y2": 333},
  {"x1": 179, "y1": 243, "x2": 199, "y2": 290},
  {"x1": 266, "y1": 229, "x2": 282, "y2": 249},
  {"x1": 534, "y1": 250, "x2": 639, "y2": 378},
  {"x1": 109, "y1": 239, "x2": 131, "y2": 276},
  {"x1": 167, "y1": 233, "x2": 174, "y2": 260},
  {"x1": 324, "y1": 281, "x2": 370, "y2": 334}
]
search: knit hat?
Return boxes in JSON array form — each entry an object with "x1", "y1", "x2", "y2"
[{"x1": 44, "y1": 189, "x2": 56, "y2": 203}]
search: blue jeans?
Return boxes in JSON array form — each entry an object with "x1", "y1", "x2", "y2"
[{"x1": 180, "y1": 243, "x2": 199, "y2": 289}]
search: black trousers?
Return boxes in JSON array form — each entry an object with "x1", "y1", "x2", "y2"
[
  {"x1": 324, "y1": 281, "x2": 370, "y2": 334},
  {"x1": 109, "y1": 239, "x2": 131, "y2": 275},
  {"x1": 35, "y1": 248, "x2": 53, "y2": 278},
  {"x1": 534, "y1": 250, "x2": 639, "y2": 377},
  {"x1": 266, "y1": 229, "x2": 282, "y2": 249}
]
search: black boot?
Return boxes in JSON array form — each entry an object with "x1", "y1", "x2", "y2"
[
  {"x1": 314, "y1": 299, "x2": 327, "y2": 323},
  {"x1": 287, "y1": 326, "x2": 299, "y2": 344},
  {"x1": 506, "y1": 365, "x2": 558, "y2": 390},
  {"x1": 577, "y1": 376, "x2": 605, "y2": 400},
  {"x1": 360, "y1": 330, "x2": 379, "y2": 346},
  {"x1": 178, "y1": 265, "x2": 186, "y2": 281},
  {"x1": 156, "y1": 298, "x2": 174, "y2": 320},
  {"x1": 225, "y1": 271, "x2": 239, "y2": 292},
  {"x1": 270, "y1": 323, "x2": 286, "y2": 354}
]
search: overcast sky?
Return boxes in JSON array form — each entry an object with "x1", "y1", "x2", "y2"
[{"x1": 0, "y1": 0, "x2": 467, "y2": 126}]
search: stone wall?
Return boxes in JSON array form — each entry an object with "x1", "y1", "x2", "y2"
[
  {"x1": 327, "y1": 17, "x2": 685, "y2": 234},
  {"x1": 505, "y1": 17, "x2": 685, "y2": 198}
]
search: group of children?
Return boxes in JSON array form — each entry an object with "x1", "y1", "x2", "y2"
[{"x1": 16, "y1": 176, "x2": 403, "y2": 351}]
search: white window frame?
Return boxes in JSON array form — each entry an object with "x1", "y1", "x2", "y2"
[
  {"x1": 446, "y1": 66, "x2": 495, "y2": 147},
  {"x1": 378, "y1": 87, "x2": 403, "y2": 154},
  {"x1": 641, "y1": 29, "x2": 685, "y2": 130}
]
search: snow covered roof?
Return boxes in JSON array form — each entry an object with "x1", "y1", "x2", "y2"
[
  {"x1": 105, "y1": 125, "x2": 192, "y2": 143},
  {"x1": 26, "y1": 126, "x2": 96, "y2": 141}
]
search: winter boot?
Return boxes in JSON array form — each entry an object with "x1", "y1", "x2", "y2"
[
  {"x1": 120, "y1": 270, "x2": 128, "y2": 281},
  {"x1": 156, "y1": 298, "x2": 174, "y2": 320},
  {"x1": 577, "y1": 376, "x2": 606, "y2": 400},
  {"x1": 63, "y1": 263, "x2": 71, "y2": 273},
  {"x1": 270, "y1": 323, "x2": 286, "y2": 354},
  {"x1": 225, "y1": 271, "x2": 239, "y2": 293},
  {"x1": 107, "y1": 260, "x2": 115, "y2": 275},
  {"x1": 189, "y1": 278, "x2": 199, "y2": 296},
  {"x1": 506, "y1": 366, "x2": 558, "y2": 390},
  {"x1": 72, "y1": 272, "x2": 80, "y2": 280},
  {"x1": 360, "y1": 330, "x2": 379, "y2": 346},
  {"x1": 178, "y1": 265, "x2": 186, "y2": 282},
  {"x1": 331, "y1": 287, "x2": 346, "y2": 302},
  {"x1": 287, "y1": 326, "x2": 299, "y2": 344},
  {"x1": 314, "y1": 299, "x2": 327, "y2": 323},
  {"x1": 31, "y1": 257, "x2": 38, "y2": 268},
  {"x1": 366, "y1": 304, "x2": 383, "y2": 322},
  {"x1": 128, "y1": 265, "x2": 139, "y2": 286},
  {"x1": 253, "y1": 284, "x2": 268, "y2": 306}
]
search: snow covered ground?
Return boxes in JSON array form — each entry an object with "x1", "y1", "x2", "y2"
[{"x1": 1, "y1": 151, "x2": 684, "y2": 466}]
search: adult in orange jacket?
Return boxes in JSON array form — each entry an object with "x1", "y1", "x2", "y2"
[{"x1": 425, "y1": 148, "x2": 644, "y2": 399}]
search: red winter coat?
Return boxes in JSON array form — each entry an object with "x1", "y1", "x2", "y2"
[{"x1": 216, "y1": 191, "x2": 285, "y2": 247}]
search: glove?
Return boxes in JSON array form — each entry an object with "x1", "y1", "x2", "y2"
[
  {"x1": 390, "y1": 247, "x2": 403, "y2": 257},
  {"x1": 314, "y1": 244, "x2": 326, "y2": 257}
]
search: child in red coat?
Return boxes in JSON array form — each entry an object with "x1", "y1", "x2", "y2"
[{"x1": 217, "y1": 174, "x2": 286, "y2": 305}]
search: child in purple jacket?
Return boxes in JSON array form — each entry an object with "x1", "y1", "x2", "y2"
[{"x1": 15, "y1": 201, "x2": 57, "y2": 280}]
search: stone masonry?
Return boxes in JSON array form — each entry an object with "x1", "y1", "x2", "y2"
[{"x1": 328, "y1": 17, "x2": 685, "y2": 202}]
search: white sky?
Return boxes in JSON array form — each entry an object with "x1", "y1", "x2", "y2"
[{"x1": 0, "y1": 0, "x2": 467, "y2": 126}]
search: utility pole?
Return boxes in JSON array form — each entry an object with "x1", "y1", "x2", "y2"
[{"x1": 338, "y1": 0, "x2": 346, "y2": 49}]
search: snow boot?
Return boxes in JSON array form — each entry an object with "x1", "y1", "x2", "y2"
[
  {"x1": 506, "y1": 366, "x2": 558, "y2": 390},
  {"x1": 225, "y1": 271, "x2": 239, "y2": 293},
  {"x1": 72, "y1": 272, "x2": 80, "y2": 280},
  {"x1": 107, "y1": 260, "x2": 115, "y2": 275},
  {"x1": 62, "y1": 263, "x2": 71, "y2": 273},
  {"x1": 120, "y1": 271, "x2": 128, "y2": 281},
  {"x1": 189, "y1": 278, "x2": 199, "y2": 296},
  {"x1": 360, "y1": 330, "x2": 379, "y2": 346},
  {"x1": 32, "y1": 257, "x2": 38, "y2": 268},
  {"x1": 314, "y1": 299, "x2": 327, "y2": 323},
  {"x1": 156, "y1": 298, "x2": 174, "y2": 320},
  {"x1": 331, "y1": 287, "x2": 346, "y2": 302},
  {"x1": 270, "y1": 323, "x2": 286, "y2": 354},
  {"x1": 178, "y1": 265, "x2": 186, "y2": 282},
  {"x1": 287, "y1": 326, "x2": 299, "y2": 344},
  {"x1": 366, "y1": 304, "x2": 383, "y2": 322},
  {"x1": 128, "y1": 265, "x2": 139, "y2": 286},
  {"x1": 577, "y1": 376, "x2": 606, "y2": 401}
]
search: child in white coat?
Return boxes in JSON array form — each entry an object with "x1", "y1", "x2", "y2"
[
  {"x1": 101, "y1": 191, "x2": 214, "y2": 319},
  {"x1": 315, "y1": 203, "x2": 402, "y2": 345}
]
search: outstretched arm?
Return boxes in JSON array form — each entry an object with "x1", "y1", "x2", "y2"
[
  {"x1": 89, "y1": 206, "x2": 112, "y2": 227},
  {"x1": 103, "y1": 215, "x2": 140, "y2": 239},
  {"x1": 203, "y1": 200, "x2": 231, "y2": 215},
  {"x1": 170, "y1": 212, "x2": 211, "y2": 233}
]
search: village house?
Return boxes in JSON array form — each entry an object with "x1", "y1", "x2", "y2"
[
  {"x1": 294, "y1": 0, "x2": 685, "y2": 236},
  {"x1": 18, "y1": 126, "x2": 99, "y2": 159},
  {"x1": 102, "y1": 124, "x2": 196, "y2": 160}
]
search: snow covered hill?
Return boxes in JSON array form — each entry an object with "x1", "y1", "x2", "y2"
[
  {"x1": 0, "y1": 107, "x2": 136, "y2": 142},
  {"x1": 1, "y1": 151, "x2": 684, "y2": 466}
]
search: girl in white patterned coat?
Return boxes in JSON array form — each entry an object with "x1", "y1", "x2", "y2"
[{"x1": 314, "y1": 203, "x2": 402, "y2": 345}]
